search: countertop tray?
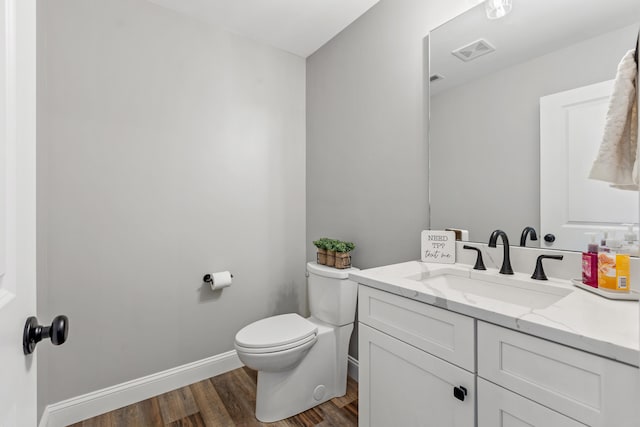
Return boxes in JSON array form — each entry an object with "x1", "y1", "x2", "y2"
[{"x1": 571, "y1": 279, "x2": 639, "y2": 301}]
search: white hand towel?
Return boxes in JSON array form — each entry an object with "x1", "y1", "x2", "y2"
[{"x1": 588, "y1": 49, "x2": 638, "y2": 190}]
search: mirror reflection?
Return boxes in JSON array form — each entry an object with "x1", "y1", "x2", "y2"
[{"x1": 427, "y1": 0, "x2": 640, "y2": 253}]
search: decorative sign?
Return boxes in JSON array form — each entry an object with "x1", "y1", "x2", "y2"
[{"x1": 421, "y1": 230, "x2": 456, "y2": 264}]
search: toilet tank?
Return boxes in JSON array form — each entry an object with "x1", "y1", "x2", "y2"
[{"x1": 307, "y1": 262, "x2": 359, "y2": 326}]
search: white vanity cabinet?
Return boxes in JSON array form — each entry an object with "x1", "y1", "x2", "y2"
[
  {"x1": 477, "y1": 378, "x2": 585, "y2": 427},
  {"x1": 477, "y1": 321, "x2": 640, "y2": 427},
  {"x1": 357, "y1": 284, "x2": 640, "y2": 427},
  {"x1": 358, "y1": 285, "x2": 475, "y2": 427}
]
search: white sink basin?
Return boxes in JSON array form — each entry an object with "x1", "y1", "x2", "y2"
[{"x1": 406, "y1": 271, "x2": 573, "y2": 310}]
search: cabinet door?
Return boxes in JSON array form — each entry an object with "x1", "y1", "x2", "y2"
[
  {"x1": 359, "y1": 285, "x2": 475, "y2": 371},
  {"x1": 478, "y1": 378, "x2": 586, "y2": 427},
  {"x1": 478, "y1": 322, "x2": 640, "y2": 426},
  {"x1": 359, "y1": 323, "x2": 474, "y2": 427}
]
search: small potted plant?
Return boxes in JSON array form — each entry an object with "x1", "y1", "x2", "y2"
[
  {"x1": 325, "y1": 239, "x2": 338, "y2": 267},
  {"x1": 334, "y1": 241, "x2": 355, "y2": 269},
  {"x1": 313, "y1": 238, "x2": 330, "y2": 265}
]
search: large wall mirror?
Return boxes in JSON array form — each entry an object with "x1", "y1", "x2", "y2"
[{"x1": 427, "y1": 0, "x2": 640, "y2": 252}]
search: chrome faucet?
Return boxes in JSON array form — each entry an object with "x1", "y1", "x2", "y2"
[{"x1": 488, "y1": 230, "x2": 513, "y2": 275}]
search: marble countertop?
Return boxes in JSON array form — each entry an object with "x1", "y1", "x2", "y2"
[{"x1": 350, "y1": 261, "x2": 640, "y2": 367}]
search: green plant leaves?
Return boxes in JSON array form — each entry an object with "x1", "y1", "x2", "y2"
[{"x1": 312, "y1": 238, "x2": 355, "y2": 252}]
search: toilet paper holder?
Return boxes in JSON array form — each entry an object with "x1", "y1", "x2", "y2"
[{"x1": 203, "y1": 273, "x2": 233, "y2": 284}]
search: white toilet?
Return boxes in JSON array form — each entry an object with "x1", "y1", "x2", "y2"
[{"x1": 234, "y1": 262, "x2": 359, "y2": 422}]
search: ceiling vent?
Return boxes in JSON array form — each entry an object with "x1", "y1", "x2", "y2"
[
  {"x1": 451, "y1": 39, "x2": 496, "y2": 62},
  {"x1": 429, "y1": 74, "x2": 445, "y2": 83}
]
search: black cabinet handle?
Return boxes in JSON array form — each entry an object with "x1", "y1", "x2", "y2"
[
  {"x1": 23, "y1": 315, "x2": 69, "y2": 355},
  {"x1": 544, "y1": 234, "x2": 556, "y2": 243},
  {"x1": 453, "y1": 385, "x2": 467, "y2": 401}
]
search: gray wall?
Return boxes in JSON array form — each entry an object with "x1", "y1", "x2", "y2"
[
  {"x1": 37, "y1": 0, "x2": 305, "y2": 407},
  {"x1": 306, "y1": 0, "x2": 470, "y2": 358},
  {"x1": 307, "y1": 0, "x2": 470, "y2": 269},
  {"x1": 430, "y1": 24, "x2": 639, "y2": 243}
]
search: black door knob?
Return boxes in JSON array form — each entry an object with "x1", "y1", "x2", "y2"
[
  {"x1": 23, "y1": 315, "x2": 69, "y2": 355},
  {"x1": 544, "y1": 234, "x2": 556, "y2": 243}
]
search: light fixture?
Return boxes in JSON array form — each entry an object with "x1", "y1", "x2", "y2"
[{"x1": 485, "y1": 0, "x2": 512, "y2": 19}]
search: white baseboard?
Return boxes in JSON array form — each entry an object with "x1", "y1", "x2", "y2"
[
  {"x1": 347, "y1": 355, "x2": 359, "y2": 382},
  {"x1": 40, "y1": 350, "x2": 242, "y2": 427},
  {"x1": 37, "y1": 406, "x2": 49, "y2": 427}
]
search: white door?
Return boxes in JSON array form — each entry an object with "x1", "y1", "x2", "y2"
[
  {"x1": 358, "y1": 323, "x2": 475, "y2": 427},
  {"x1": 0, "y1": 0, "x2": 37, "y2": 425},
  {"x1": 540, "y1": 80, "x2": 639, "y2": 251}
]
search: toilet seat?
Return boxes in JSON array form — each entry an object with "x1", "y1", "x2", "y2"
[
  {"x1": 235, "y1": 333, "x2": 317, "y2": 354},
  {"x1": 235, "y1": 313, "x2": 318, "y2": 354}
]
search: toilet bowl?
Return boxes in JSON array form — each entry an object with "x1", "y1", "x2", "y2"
[
  {"x1": 234, "y1": 262, "x2": 359, "y2": 422},
  {"x1": 234, "y1": 313, "x2": 318, "y2": 372}
]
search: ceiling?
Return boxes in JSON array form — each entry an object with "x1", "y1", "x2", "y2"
[
  {"x1": 146, "y1": 0, "x2": 380, "y2": 58},
  {"x1": 429, "y1": 0, "x2": 640, "y2": 95}
]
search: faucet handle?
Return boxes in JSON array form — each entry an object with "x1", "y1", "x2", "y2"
[
  {"x1": 463, "y1": 245, "x2": 486, "y2": 270},
  {"x1": 531, "y1": 255, "x2": 563, "y2": 280}
]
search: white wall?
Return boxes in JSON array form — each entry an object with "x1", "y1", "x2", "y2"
[
  {"x1": 306, "y1": 0, "x2": 471, "y2": 358},
  {"x1": 37, "y1": 0, "x2": 305, "y2": 408},
  {"x1": 307, "y1": 0, "x2": 471, "y2": 270}
]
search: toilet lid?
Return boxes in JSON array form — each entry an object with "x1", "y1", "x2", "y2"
[
  {"x1": 235, "y1": 313, "x2": 317, "y2": 350},
  {"x1": 235, "y1": 333, "x2": 317, "y2": 354}
]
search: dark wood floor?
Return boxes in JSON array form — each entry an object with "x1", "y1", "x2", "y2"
[{"x1": 69, "y1": 367, "x2": 358, "y2": 426}]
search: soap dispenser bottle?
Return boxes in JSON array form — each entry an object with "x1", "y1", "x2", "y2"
[
  {"x1": 598, "y1": 239, "x2": 630, "y2": 292},
  {"x1": 582, "y1": 233, "x2": 598, "y2": 288},
  {"x1": 586, "y1": 232, "x2": 599, "y2": 253},
  {"x1": 622, "y1": 224, "x2": 639, "y2": 256}
]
